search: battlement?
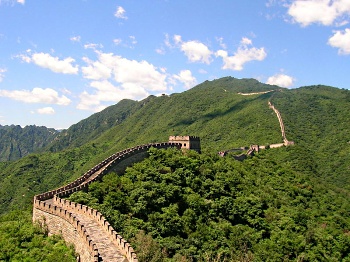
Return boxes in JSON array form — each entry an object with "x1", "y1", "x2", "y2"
[
  {"x1": 33, "y1": 141, "x2": 188, "y2": 261},
  {"x1": 169, "y1": 136, "x2": 201, "y2": 153}
]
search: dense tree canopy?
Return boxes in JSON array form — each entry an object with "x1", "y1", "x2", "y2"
[
  {"x1": 69, "y1": 147, "x2": 350, "y2": 261},
  {"x1": 0, "y1": 210, "x2": 76, "y2": 261},
  {"x1": 0, "y1": 78, "x2": 348, "y2": 260}
]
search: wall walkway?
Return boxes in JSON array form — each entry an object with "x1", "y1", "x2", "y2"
[
  {"x1": 33, "y1": 142, "x2": 181, "y2": 262},
  {"x1": 221, "y1": 90, "x2": 294, "y2": 159}
]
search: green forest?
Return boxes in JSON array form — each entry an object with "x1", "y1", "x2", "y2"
[
  {"x1": 0, "y1": 77, "x2": 349, "y2": 261},
  {"x1": 0, "y1": 210, "x2": 76, "y2": 261},
  {"x1": 68, "y1": 147, "x2": 350, "y2": 261}
]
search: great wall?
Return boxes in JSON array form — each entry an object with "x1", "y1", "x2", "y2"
[
  {"x1": 219, "y1": 90, "x2": 294, "y2": 158},
  {"x1": 33, "y1": 90, "x2": 293, "y2": 261},
  {"x1": 33, "y1": 138, "x2": 201, "y2": 262}
]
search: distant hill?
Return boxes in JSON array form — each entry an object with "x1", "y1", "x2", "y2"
[
  {"x1": 48, "y1": 98, "x2": 139, "y2": 152},
  {"x1": 0, "y1": 77, "x2": 349, "y2": 214},
  {"x1": 49, "y1": 76, "x2": 283, "y2": 154},
  {"x1": 0, "y1": 125, "x2": 59, "y2": 161}
]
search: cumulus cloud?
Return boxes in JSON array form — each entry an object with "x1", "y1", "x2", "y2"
[
  {"x1": 18, "y1": 52, "x2": 78, "y2": 74},
  {"x1": 172, "y1": 70, "x2": 197, "y2": 89},
  {"x1": 0, "y1": 68, "x2": 6, "y2": 82},
  {"x1": 77, "y1": 80, "x2": 148, "y2": 112},
  {"x1": 180, "y1": 40, "x2": 213, "y2": 64},
  {"x1": 115, "y1": 6, "x2": 127, "y2": 19},
  {"x1": 78, "y1": 51, "x2": 169, "y2": 111},
  {"x1": 82, "y1": 57, "x2": 112, "y2": 80},
  {"x1": 328, "y1": 28, "x2": 350, "y2": 54},
  {"x1": 17, "y1": 0, "x2": 24, "y2": 4},
  {"x1": 266, "y1": 74, "x2": 295, "y2": 88},
  {"x1": 288, "y1": 0, "x2": 350, "y2": 26},
  {"x1": 36, "y1": 107, "x2": 55, "y2": 115},
  {"x1": 0, "y1": 87, "x2": 71, "y2": 105},
  {"x1": 216, "y1": 37, "x2": 267, "y2": 71},
  {"x1": 167, "y1": 35, "x2": 212, "y2": 64}
]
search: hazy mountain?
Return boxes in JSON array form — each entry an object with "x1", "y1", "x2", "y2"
[{"x1": 0, "y1": 125, "x2": 59, "y2": 161}]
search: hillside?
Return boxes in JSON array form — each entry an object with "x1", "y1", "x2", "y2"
[
  {"x1": 67, "y1": 147, "x2": 350, "y2": 261},
  {"x1": 86, "y1": 77, "x2": 283, "y2": 155},
  {"x1": 0, "y1": 125, "x2": 59, "y2": 161},
  {"x1": 0, "y1": 76, "x2": 348, "y2": 213},
  {"x1": 48, "y1": 98, "x2": 139, "y2": 152},
  {"x1": 272, "y1": 85, "x2": 350, "y2": 187},
  {"x1": 47, "y1": 77, "x2": 280, "y2": 153}
]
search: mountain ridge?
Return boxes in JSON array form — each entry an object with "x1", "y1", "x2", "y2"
[{"x1": 0, "y1": 77, "x2": 349, "y2": 214}]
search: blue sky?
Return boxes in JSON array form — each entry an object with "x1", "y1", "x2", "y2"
[{"x1": 0, "y1": 0, "x2": 349, "y2": 129}]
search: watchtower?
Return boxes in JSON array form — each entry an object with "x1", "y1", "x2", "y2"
[{"x1": 169, "y1": 136, "x2": 201, "y2": 153}]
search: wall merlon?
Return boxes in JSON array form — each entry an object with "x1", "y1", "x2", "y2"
[{"x1": 33, "y1": 141, "x2": 189, "y2": 261}]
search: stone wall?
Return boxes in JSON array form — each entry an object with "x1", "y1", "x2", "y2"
[
  {"x1": 33, "y1": 200, "x2": 98, "y2": 262},
  {"x1": 33, "y1": 142, "x2": 182, "y2": 262},
  {"x1": 169, "y1": 136, "x2": 201, "y2": 152}
]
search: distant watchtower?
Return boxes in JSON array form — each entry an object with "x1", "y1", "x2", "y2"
[{"x1": 169, "y1": 136, "x2": 201, "y2": 153}]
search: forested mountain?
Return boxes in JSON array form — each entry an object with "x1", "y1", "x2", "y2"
[
  {"x1": 47, "y1": 77, "x2": 280, "y2": 153},
  {"x1": 0, "y1": 76, "x2": 349, "y2": 212},
  {"x1": 0, "y1": 77, "x2": 349, "y2": 260},
  {"x1": 0, "y1": 125, "x2": 59, "y2": 161},
  {"x1": 47, "y1": 98, "x2": 139, "y2": 152}
]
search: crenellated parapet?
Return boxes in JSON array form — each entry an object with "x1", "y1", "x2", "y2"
[
  {"x1": 33, "y1": 141, "x2": 182, "y2": 262},
  {"x1": 33, "y1": 199, "x2": 99, "y2": 262}
]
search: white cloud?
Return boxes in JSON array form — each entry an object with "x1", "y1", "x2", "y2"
[
  {"x1": 115, "y1": 6, "x2": 127, "y2": 19},
  {"x1": 77, "y1": 80, "x2": 149, "y2": 112},
  {"x1": 156, "y1": 48, "x2": 166, "y2": 55},
  {"x1": 0, "y1": 0, "x2": 24, "y2": 5},
  {"x1": 129, "y1": 35, "x2": 137, "y2": 45},
  {"x1": 173, "y1": 70, "x2": 197, "y2": 89},
  {"x1": 78, "y1": 52, "x2": 169, "y2": 111},
  {"x1": 113, "y1": 38, "x2": 122, "y2": 45},
  {"x1": 288, "y1": 0, "x2": 350, "y2": 26},
  {"x1": 0, "y1": 87, "x2": 71, "y2": 105},
  {"x1": 84, "y1": 43, "x2": 103, "y2": 50},
  {"x1": 241, "y1": 37, "x2": 253, "y2": 45},
  {"x1": 266, "y1": 73, "x2": 295, "y2": 88},
  {"x1": 82, "y1": 57, "x2": 112, "y2": 80},
  {"x1": 166, "y1": 35, "x2": 213, "y2": 64},
  {"x1": 179, "y1": 39, "x2": 213, "y2": 64},
  {"x1": 0, "y1": 68, "x2": 6, "y2": 82},
  {"x1": 37, "y1": 107, "x2": 55, "y2": 115},
  {"x1": 18, "y1": 52, "x2": 78, "y2": 74},
  {"x1": 328, "y1": 28, "x2": 350, "y2": 54},
  {"x1": 174, "y1": 35, "x2": 182, "y2": 45},
  {"x1": 216, "y1": 37, "x2": 267, "y2": 71},
  {"x1": 70, "y1": 36, "x2": 81, "y2": 42},
  {"x1": 112, "y1": 37, "x2": 136, "y2": 49},
  {"x1": 216, "y1": 37, "x2": 227, "y2": 49}
]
